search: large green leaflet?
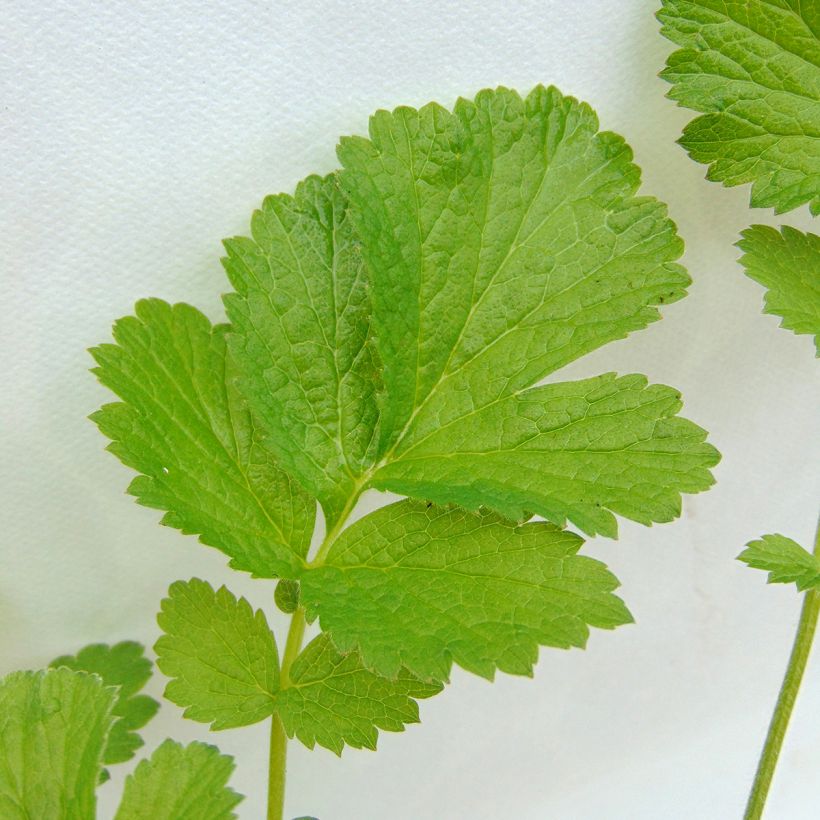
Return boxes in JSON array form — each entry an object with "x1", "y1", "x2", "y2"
[
  {"x1": 373, "y1": 373, "x2": 714, "y2": 538},
  {"x1": 223, "y1": 175, "x2": 380, "y2": 527},
  {"x1": 300, "y1": 500, "x2": 632, "y2": 681},
  {"x1": 50, "y1": 641, "x2": 159, "y2": 771},
  {"x1": 155, "y1": 579, "x2": 441, "y2": 753},
  {"x1": 91, "y1": 299, "x2": 315, "y2": 578},
  {"x1": 115, "y1": 739, "x2": 242, "y2": 820},
  {"x1": 339, "y1": 86, "x2": 688, "y2": 451},
  {"x1": 339, "y1": 85, "x2": 718, "y2": 535},
  {"x1": 737, "y1": 225, "x2": 820, "y2": 354},
  {"x1": 658, "y1": 0, "x2": 820, "y2": 214},
  {"x1": 0, "y1": 668, "x2": 116, "y2": 819}
]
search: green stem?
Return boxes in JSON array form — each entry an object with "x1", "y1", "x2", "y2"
[
  {"x1": 310, "y1": 486, "x2": 364, "y2": 567},
  {"x1": 267, "y1": 492, "x2": 361, "y2": 819},
  {"x1": 744, "y1": 517, "x2": 820, "y2": 820},
  {"x1": 267, "y1": 607, "x2": 307, "y2": 820},
  {"x1": 267, "y1": 714, "x2": 287, "y2": 820}
]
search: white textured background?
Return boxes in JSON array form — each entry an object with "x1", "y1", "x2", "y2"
[{"x1": 2, "y1": 2, "x2": 819, "y2": 818}]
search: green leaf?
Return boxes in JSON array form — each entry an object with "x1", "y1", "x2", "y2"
[
  {"x1": 50, "y1": 641, "x2": 159, "y2": 769},
  {"x1": 91, "y1": 298, "x2": 315, "y2": 578},
  {"x1": 156, "y1": 579, "x2": 440, "y2": 752},
  {"x1": 373, "y1": 373, "x2": 717, "y2": 538},
  {"x1": 738, "y1": 533, "x2": 820, "y2": 590},
  {"x1": 300, "y1": 499, "x2": 633, "y2": 681},
  {"x1": 277, "y1": 634, "x2": 442, "y2": 754},
  {"x1": 338, "y1": 85, "x2": 718, "y2": 535},
  {"x1": 155, "y1": 578, "x2": 280, "y2": 730},
  {"x1": 115, "y1": 739, "x2": 242, "y2": 820},
  {"x1": 223, "y1": 174, "x2": 380, "y2": 526},
  {"x1": 0, "y1": 667, "x2": 116, "y2": 819},
  {"x1": 737, "y1": 225, "x2": 820, "y2": 354},
  {"x1": 658, "y1": 0, "x2": 820, "y2": 214}
]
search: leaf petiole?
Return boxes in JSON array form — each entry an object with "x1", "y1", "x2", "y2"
[
  {"x1": 267, "y1": 606, "x2": 306, "y2": 820},
  {"x1": 744, "y1": 517, "x2": 820, "y2": 820},
  {"x1": 268, "y1": 492, "x2": 361, "y2": 820}
]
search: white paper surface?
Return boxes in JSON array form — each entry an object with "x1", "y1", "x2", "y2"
[{"x1": 2, "y1": 1, "x2": 819, "y2": 818}]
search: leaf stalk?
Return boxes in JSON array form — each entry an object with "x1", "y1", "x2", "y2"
[
  {"x1": 268, "y1": 491, "x2": 361, "y2": 819},
  {"x1": 267, "y1": 605, "x2": 307, "y2": 820}
]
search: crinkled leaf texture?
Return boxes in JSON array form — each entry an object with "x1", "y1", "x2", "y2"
[
  {"x1": 738, "y1": 533, "x2": 820, "y2": 590},
  {"x1": 94, "y1": 87, "x2": 720, "y2": 707},
  {"x1": 50, "y1": 641, "x2": 160, "y2": 773},
  {"x1": 341, "y1": 86, "x2": 718, "y2": 535},
  {"x1": 300, "y1": 499, "x2": 633, "y2": 682},
  {"x1": 223, "y1": 175, "x2": 380, "y2": 528},
  {"x1": 155, "y1": 579, "x2": 440, "y2": 753},
  {"x1": 738, "y1": 225, "x2": 820, "y2": 354},
  {"x1": 658, "y1": 0, "x2": 820, "y2": 214},
  {"x1": 372, "y1": 372, "x2": 714, "y2": 538},
  {"x1": 115, "y1": 739, "x2": 242, "y2": 820},
  {"x1": 0, "y1": 667, "x2": 116, "y2": 819},
  {"x1": 91, "y1": 299, "x2": 315, "y2": 578},
  {"x1": 94, "y1": 87, "x2": 717, "y2": 564}
]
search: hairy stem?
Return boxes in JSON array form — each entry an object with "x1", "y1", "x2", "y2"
[{"x1": 744, "y1": 517, "x2": 820, "y2": 820}]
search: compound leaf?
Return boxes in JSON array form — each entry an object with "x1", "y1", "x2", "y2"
[
  {"x1": 277, "y1": 633, "x2": 442, "y2": 754},
  {"x1": 0, "y1": 667, "x2": 116, "y2": 819},
  {"x1": 658, "y1": 0, "x2": 820, "y2": 214},
  {"x1": 155, "y1": 579, "x2": 280, "y2": 730},
  {"x1": 737, "y1": 224, "x2": 820, "y2": 354},
  {"x1": 50, "y1": 641, "x2": 159, "y2": 770},
  {"x1": 339, "y1": 85, "x2": 718, "y2": 535},
  {"x1": 738, "y1": 533, "x2": 820, "y2": 590},
  {"x1": 91, "y1": 299, "x2": 315, "y2": 578},
  {"x1": 300, "y1": 499, "x2": 633, "y2": 682},
  {"x1": 115, "y1": 739, "x2": 242, "y2": 820},
  {"x1": 223, "y1": 174, "x2": 380, "y2": 527}
]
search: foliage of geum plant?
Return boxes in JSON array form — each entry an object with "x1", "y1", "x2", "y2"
[
  {"x1": 0, "y1": 642, "x2": 242, "y2": 818},
  {"x1": 1, "y1": 84, "x2": 722, "y2": 819},
  {"x1": 659, "y1": 2, "x2": 820, "y2": 818},
  {"x1": 87, "y1": 84, "x2": 720, "y2": 817}
]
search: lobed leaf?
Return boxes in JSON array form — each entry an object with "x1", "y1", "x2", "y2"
[
  {"x1": 737, "y1": 224, "x2": 820, "y2": 354},
  {"x1": 94, "y1": 87, "x2": 719, "y2": 566},
  {"x1": 155, "y1": 579, "x2": 280, "y2": 730},
  {"x1": 300, "y1": 499, "x2": 633, "y2": 682},
  {"x1": 50, "y1": 641, "x2": 159, "y2": 771},
  {"x1": 278, "y1": 633, "x2": 442, "y2": 754},
  {"x1": 0, "y1": 667, "x2": 116, "y2": 819},
  {"x1": 339, "y1": 85, "x2": 717, "y2": 534},
  {"x1": 373, "y1": 373, "x2": 717, "y2": 538},
  {"x1": 223, "y1": 174, "x2": 381, "y2": 527},
  {"x1": 91, "y1": 299, "x2": 315, "y2": 578},
  {"x1": 738, "y1": 533, "x2": 820, "y2": 590},
  {"x1": 658, "y1": 0, "x2": 820, "y2": 214},
  {"x1": 155, "y1": 579, "x2": 438, "y2": 753},
  {"x1": 115, "y1": 739, "x2": 242, "y2": 820}
]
